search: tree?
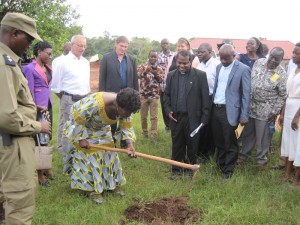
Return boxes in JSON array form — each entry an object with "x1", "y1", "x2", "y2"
[{"x1": 0, "y1": 0, "x2": 82, "y2": 56}]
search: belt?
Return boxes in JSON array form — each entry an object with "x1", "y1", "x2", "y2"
[
  {"x1": 62, "y1": 91, "x2": 87, "y2": 98},
  {"x1": 214, "y1": 104, "x2": 226, "y2": 108}
]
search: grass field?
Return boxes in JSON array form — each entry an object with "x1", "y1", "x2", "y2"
[{"x1": 32, "y1": 95, "x2": 300, "y2": 225}]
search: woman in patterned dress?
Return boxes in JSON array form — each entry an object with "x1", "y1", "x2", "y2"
[{"x1": 64, "y1": 88, "x2": 140, "y2": 203}]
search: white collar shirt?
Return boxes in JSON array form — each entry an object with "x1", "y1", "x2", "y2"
[
  {"x1": 51, "y1": 52, "x2": 90, "y2": 95},
  {"x1": 197, "y1": 57, "x2": 220, "y2": 95}
]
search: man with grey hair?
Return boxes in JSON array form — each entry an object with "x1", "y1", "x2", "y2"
[{"x1": 51, "y1": 35, "x2": 90, "y2": 160}]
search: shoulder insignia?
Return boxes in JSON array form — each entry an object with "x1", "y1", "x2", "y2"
[{"x1": 3, "y1": 54, "x2": 16, "y2": 67}]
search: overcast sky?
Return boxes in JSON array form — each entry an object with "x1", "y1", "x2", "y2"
[{"x1": 67, "y1": 0, "x2": 299, "y2": 44}]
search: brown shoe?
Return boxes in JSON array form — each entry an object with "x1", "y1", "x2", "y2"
[
  {"x1": 256, "y1": 163, "x2": 266, "y2": 170},
  {"x1": 89, "y1": 192, "x2": 104, "y2": 204},
  {"x1": 237, "y1": 158, "x2": 246, "y2": 165},
  {"x1": 114, "y1": 187, "x2": 125, "y2": 196}
]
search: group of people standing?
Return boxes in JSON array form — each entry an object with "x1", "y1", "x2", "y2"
[{"x1": 1, "y1": 11, "x2": 300, "y2": 225}]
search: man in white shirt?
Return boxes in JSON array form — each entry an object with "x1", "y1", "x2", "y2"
[
  {"x1": 51, "y1": 35, "x2": 90, "y2": 157},
  {"x1": 196, "y1": 43, "x2": 220, "y2": 162},
  {"x1": 51, "y1": 42, "x2": 71, "y2": 152}
]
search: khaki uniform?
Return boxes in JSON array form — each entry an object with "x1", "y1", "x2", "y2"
[{"x1": 0, "y1": 42, "x2": 42, "y2": 225}]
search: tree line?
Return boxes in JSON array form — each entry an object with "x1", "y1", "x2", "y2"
[{"x1": 0, "y1": 0, "x2": 176, "y2": 64}]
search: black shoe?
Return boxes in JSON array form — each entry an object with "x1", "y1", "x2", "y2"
[
  {"x1": 223, "y1": 173, "x2": 233, "y2": 180},
  {"x1": 170, "y1": 172, "x2": 180, "y2": 180},
  {"x1": 271, "y1": 165, "x2": 285, "y2": 170}
]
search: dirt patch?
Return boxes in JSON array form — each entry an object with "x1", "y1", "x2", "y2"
[{"x1": 120, "y1": 196, "x2": 203, "y2": 225}]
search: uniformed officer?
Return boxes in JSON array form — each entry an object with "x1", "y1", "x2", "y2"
[{"x1": 0, "y1": 13, "x2": 51, "y2": 225}]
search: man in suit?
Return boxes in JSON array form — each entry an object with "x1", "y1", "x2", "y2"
[
  {"x1": 99, "y1": 36, "x2": 138, "y2": 148},
  {"x1": 164, "y1": 50, "x2": 210, "y2": 179},
  {"x1": 211, "y1": 44, "x2": 251, "y2": 180}
]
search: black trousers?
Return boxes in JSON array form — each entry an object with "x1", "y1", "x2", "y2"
[
  {"x1": 211, "y1": 105, "x2": 238, "y2": 175},
  {"x1": 160, "y1": 92, "x2": 170, "y2": 128},
  {"x1": 198, "y1": 95, "x2": 215, "y2": 158},
  {"x1": 170, "y1": 113, "x2": 199, "y2": 172}
]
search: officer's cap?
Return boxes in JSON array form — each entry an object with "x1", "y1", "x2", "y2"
[{"x1": 1, "y1": 12, "x2": 42, "y2": 41}]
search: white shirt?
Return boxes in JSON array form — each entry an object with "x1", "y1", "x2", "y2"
[
  {"x1": 214, "y1": 60, "x2": 235, "y2": 104},
  {"x1": 197, "y1": 57, "x2": 220, "y2": 95},
  {"x1": 51, "y1": 52, "x2": 90, "y2": 95}
]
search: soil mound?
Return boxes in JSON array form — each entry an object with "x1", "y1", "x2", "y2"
[{"x1": 120, "y1": 196, "x2": 203, "y2": 225}]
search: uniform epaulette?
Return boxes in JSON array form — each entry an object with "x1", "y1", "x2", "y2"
[{"x1": 3, "y1": 54, "x2": 16, "y2": 67}]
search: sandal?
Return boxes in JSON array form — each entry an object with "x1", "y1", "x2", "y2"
[
  {"x1": 39, "y1": 179, "x2": 51, "y2": 188},
  {"x1": 114, "y1": 187, "x2": 125, "y2": 196},
  {"x1": 89, "y1": 192, "x2": 104, "y2": 204},
  {"x1": 43, "y1": 170, "x2": 57, "y2": 180}
]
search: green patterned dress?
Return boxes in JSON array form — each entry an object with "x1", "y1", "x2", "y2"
[{"x1": 63, "y1": 92, "x2": 136, "y2": 193}]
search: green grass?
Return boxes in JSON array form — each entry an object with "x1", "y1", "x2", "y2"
[{"x1": 33, "y1": 95, "x2": 300, "y2": 225}]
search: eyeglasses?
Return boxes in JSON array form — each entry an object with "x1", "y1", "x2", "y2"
[
  {"x1": 74, "y1": 43, "x2": 87, "y2": 49},
  {"x1": 43, "y1": 51, "x2": 53, "y2": 57}
]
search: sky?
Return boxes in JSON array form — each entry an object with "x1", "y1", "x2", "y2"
[{"x1": 67, "y1": 0, "x2": 299, "y2": 44}]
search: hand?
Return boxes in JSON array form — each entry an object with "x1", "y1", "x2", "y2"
[
  {"x1": 168, "y1": 112, "x2": 177, "y2": 122},
  {"x1": 37, "y1": 105, "x2": 48, "y2": 113},
  {"x1": 127, "y1": 143, "x2": 137, "y2": 158},
  {"x1": 79, "y1": 139, "x2": 89, "y2": 149},
  {"x1": 239, "y1": 119, "x2": 248, "y2": 126},
  {"x1": 40, "y1": 120, "x2": 51, "y2": 135},
  {"x1": 291, "y1": 116, "x2": 299, "y2": 131}
]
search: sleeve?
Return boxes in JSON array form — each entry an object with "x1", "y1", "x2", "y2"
[
  {"x1": 114, "y1": 116, "x2": 136, "y2": 142},
  {"x1": 99, "y1": 55, "x2": 107, "y2": 91},
  {"x1": 22, "y1": 66, "x2": 35, "y2": 101},
  {"x1": 272, "y1": 72, "x2": 288, "y2": 115},
  {"x1": 0, "y1": 66, "x2": 41, "y2": 135},
  {"x1": 163, "y1": 72, "x2": 172, "y2": 115},
  {"x1": 64, "y1": 96, "x2": 98, "y2": 142},
  {"x1": 51, "y1": 57, "x2": 63, "y2": 93},
  {"x1": 132, "y1": 57, "x2": 139, "y2": 91},
  {"x1": 240, "y1": 66, "x2": 251, "y2": 122},
  {"x1": 199, "y1": 72, "x2": 210, "y2": 124}
]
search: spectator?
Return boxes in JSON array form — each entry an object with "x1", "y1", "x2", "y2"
[
  {"x1": 280, "y1": 43, "x2": 300, "y2": 182},
  {"x1": 236, "y1": 37, "x2": 265, "y2": 69},
  {"x1": 196, "y1": 43, "x2": 220, "y2": 162},
  {"x1": 51, "y1": 42, "x2": 71, "y2": 153},
  {"x1": 63, "y1": 88, "x2": 140, "y2": 203},
  {"x1": 99, "y1": 36, "x2": 138, "y2": 148},
  {"x1": 166, "y1": 37, "x2": 199, "y2": 75},
  {"x1": 164, "y1": 50, "x2": 210, "y2": 179},
  {"x1": 51, "y1": 34, "x2": 90, "y2": 159},
  {"x1": 0, "y1": 12, "x2": 51, "y2": 224},
  {"x1": 23, "y1": 41, "x2": 57, "y2": 187},
  {"x1": 158, "y1": 38, "x2": 174, "y2": 131},
  {"x1": 211, "y1": 44, "x2": 251, "y2": 180},
  {"x1": 138, "y1": 50, "x2": 163, "y2": 141},
  {"x1": 237, "y1": 47, "x2": 287, "y2": 168}
]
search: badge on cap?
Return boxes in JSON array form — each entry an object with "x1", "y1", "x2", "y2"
[{"x1": 3, "y1": 54, "x2": 16, "y2": 67}]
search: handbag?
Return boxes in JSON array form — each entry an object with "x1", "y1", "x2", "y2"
[{"x1": 35, "y1": 134, "x2": 53, "y2": 170}]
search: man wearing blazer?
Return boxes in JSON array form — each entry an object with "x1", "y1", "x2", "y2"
[
  {"x1": 164, "y1": 50, "x2": 210, "y2": 179},
  {"x1": 99, "y1": 36, "x2": 138, "y2": 92},
  {"x1": 212, "y1": 44, "x2": 251, "y2": 180},
  {"x1": 99, "y1": 36, "x2": 138, "y2": 148}
]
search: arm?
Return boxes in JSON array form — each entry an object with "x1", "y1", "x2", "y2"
[
  {"x1": 99, "y1": 55, "x2": 107, "y2": 91},
  {"x1": 239, "y1": 66, "x2": 251, "y2": 125},
  {"x1": 199, "y1": 71, "x2": 210, "y2": 125},
  {"x1": 51, "y1": 57, "x2": 63, "y2": 95},
  {"x1": 291, "y1": 107, "x2": 300, "y2": 131},
  {"x1": 132, "y1": 57, "x2": 139, "y2": 91},
  {"x1": 163, "y1": 72, "x2": 177, "y2": 122},
  {"x1": 22, "y1": 65, "x2": 35, "y2": 101}
]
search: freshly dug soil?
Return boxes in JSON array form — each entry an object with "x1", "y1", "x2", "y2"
[{"x1": 120, "y1": 196, "x2": 203, "y2": 225}]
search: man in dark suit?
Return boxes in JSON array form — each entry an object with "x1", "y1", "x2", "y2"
[
  {"x1": 99, "y1": 36, "x2": 138, "y2": 148},
  {"x1": 164, "y1": 50, "x2": 210, "y2": 179},
  {"x1": 99, "y1": 36, "x2": 138, "y2": 92},
  {"x1": 211, "y1": 44, "x2": 251, "y2": 180}
]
